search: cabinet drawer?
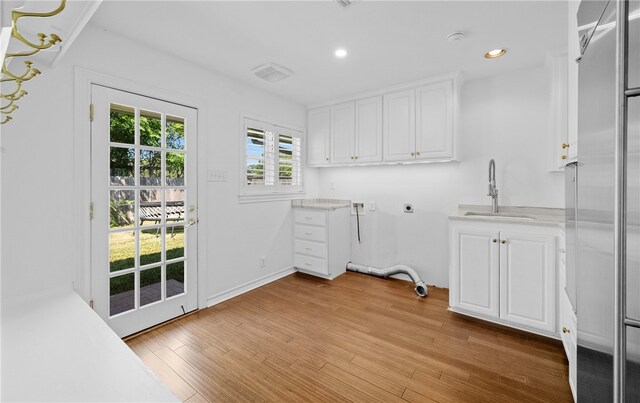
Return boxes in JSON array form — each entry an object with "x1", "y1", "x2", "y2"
[
  {"x1": 294, "y1": 239, "x2": 327, "y2": 259},
  {"x1": 294, "y1": 225, "x2": 326, "y2": 242},
  {"x1": 294, "y1": 254, "x2": 329, "y2": 275},
  {"x1": 294, "y1": 210, "x2": 326, "y2": 227}
]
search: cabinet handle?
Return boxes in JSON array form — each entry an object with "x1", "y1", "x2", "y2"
[
  {"x1": 562, "y1": 327, "x2": 570, "y2": 334},
  {"x1": 325, "y1": 157, "x2": 329, "y2": 161},
  {"x1": 560, "y1": 249, "x2": 566, "y2": 253},
  {"x1": 304, "y1": 217, "x2": 312, "y2": 220},
  {"x1": 305, "y1": 262, "x2": 312, "y2": 266},
  {"x1": 416, "y1": 151, "x2": 421, "y2": 156},
  {"x1": 305, "y1": 232, "x2": 312, "y2": 236},
  {"x1": 410, "y1": 152, "x2": 415, "y2": 156},
  {"x1": 355, "y1": 156, "x2": 359, "y2": 160},
  {"x1": 562, "y1": 155, "x2": 568, "y2": 160},
  {"x1": 562, "y1": 143, "x2": 570, "y2": 149},
  {"x1": 501, "y1": 240, "x2": 507, "y2": 244},
  {"x1": 305, "y1": 247, "x2": 312, "y2": 251},
  {"x1": 492, "y1": 239, "x2": 497, "y2": 243}
]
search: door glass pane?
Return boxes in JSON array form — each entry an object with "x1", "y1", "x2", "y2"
[
  {"x1": 140, "y1": 189, "x2": 162, "y2": 227},
  {"x1": 110, "y1": 190, "x2": 135, "y2": 229},
  {"x1": 140, "y1": 110, "x2": 162, "y2": 148},
  {"x1": 166, "y1": 115, "x2": 185, "y2": 150},
  {"x1": 109, "y1": 231, "x2": 136, "y2": 272},
  {"x1": 110, "y1": 104, "x2": 135, "y2": 145},
  {"x1": 140, "y1": 266, "x2": 162, "y2": 307},
  {"x1": 166, "y1": 152, "x2": 185, "y2": 186},
  {"x1": 140, "y1": 150, "x2": 162, "y2": 186},
  {"x1": 110, "y1": 272, "x2": 135, "y2": 316},
  {"x1": 166, "y1": 225, "x2": 184, "y2": 260},
  {"x1": 110, "y1": 147, "x2": 135, "y2": 186},
  {"x1": 140, "y1": 229, "x2": 162, "y2": 267},
  {"x1": 166, "y1": 261, "x2": 185, "y2": 298},
  {"x1": 165, "y1": 189, "x2": 184, "y2": 224}
]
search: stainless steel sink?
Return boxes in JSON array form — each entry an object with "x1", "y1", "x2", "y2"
[{"x1": 464, "y1": 212, "x2": 536, "y2": 221}]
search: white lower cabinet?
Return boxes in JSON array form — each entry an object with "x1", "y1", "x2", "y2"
[
  {"x1": 450, "y1": 226, "x2": 500, "y2": 318},
  {"x1": 558, "y1": 233, "x2": 577, "y2": 401},
  {"x1": 450, "y1": 220, "x2": 557, "y2": 336},
  {"x1": 293, "y1": 207, "x2": 351, "y2": 279}
]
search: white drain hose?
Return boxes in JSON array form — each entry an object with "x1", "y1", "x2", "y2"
[{"x1": 346, "y1": 262, "x2": 428, "y2": 297}]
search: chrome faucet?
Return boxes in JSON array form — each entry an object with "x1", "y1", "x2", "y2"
[{"x1": 488, "y1": 159, "x2": 499, "y2": 213}]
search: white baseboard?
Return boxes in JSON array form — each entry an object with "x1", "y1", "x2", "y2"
[{"x1": 206, "y1": 267, "x2": 296, "y2": 307}]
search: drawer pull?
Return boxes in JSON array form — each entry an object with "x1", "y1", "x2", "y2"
[
  {"x1": 305, "y1": 248, "x2": 312, "y2": 251},
  {"x1": 501, "y1": 240, "x2": 507, "y2": 244},
  {"x1": 305, "y1": 262, "x2": 312, "y2": 266},
  {"x1": 559, "y1": 249, "x2": 566, "y2": 253},
  {"x1": 492, "y1": 239, "x2": 497, "y2": 243},
  {"x1": 562, "y1": 327, "x2": 570, "y2": 334},
  {"x1": 304, "y1": 217, "x2": 312, "y2": 220},
  {"x1": 305, "y1": 232, "x2": 312, "y2": 236}
]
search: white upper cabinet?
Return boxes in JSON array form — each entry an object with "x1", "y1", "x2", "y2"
[
  {"x1": 331, "y1": 102, "x2": 356, "y2": 164},
  {"x1": 383, "y1": 89, "x2": 416, "y2": 162},
  {"x1": 307, "y1": 74, "x2": 457, "y2": 167},
  {"x1": 355, "y1": 96, "x2": 383, "y2": 163},
  {"x1": 307, "y1": 107, "x2": 331, "y2": 166},
  {"x1": 416, "y1": 81, "x2": 454, "y2": 160}
]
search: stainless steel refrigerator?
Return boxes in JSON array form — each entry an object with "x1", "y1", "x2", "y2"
[{"x1": 576, "y1": 0, "x2": 640, "y2": 401}]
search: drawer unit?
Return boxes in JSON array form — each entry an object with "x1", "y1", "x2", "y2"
[
  {"x1": 294, "y1": 239, "x2": 327, "y2": 259},
  {"x1": 294, "y1": 254, "x2": 329, "y2": 276},
  {"x1": 294, "y1": 210, "x2": 326, "y2": 226},
  {"x1": 292, "y1": 205, "x2": 351, "y2": 280},
  {"x1": 294, "y1": 224, "x2": 326, "y2": 243}
]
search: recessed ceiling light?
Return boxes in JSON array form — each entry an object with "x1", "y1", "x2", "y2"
[
  {"x1": 484, "y1": 48, "x2": 507, "y2": 59},
  {"x1": 335, "y1": 48, "x2": 348, "y2": 58}
]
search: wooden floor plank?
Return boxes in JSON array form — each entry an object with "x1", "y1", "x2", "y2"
[{"x1": 126, "y1": 272, "x2": 572, "y2": 402}]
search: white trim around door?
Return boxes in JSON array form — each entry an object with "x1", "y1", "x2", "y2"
[{"x1": 73, "y1": 67, "x2": 209, "y2": 316}]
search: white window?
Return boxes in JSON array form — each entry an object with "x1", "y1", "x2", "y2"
[{"x1": 241, "y1": 118, "x2": 303, "y2": 199}]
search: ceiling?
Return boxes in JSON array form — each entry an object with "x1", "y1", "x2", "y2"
[{"x1": 90, "y1": 0, "x2": 568, "y2": 106}]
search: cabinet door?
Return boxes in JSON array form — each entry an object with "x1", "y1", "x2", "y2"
[
  {"x1": 383, "y1": 89, "x2": 416, "y2": 162},
  {"x1": 355, "y1": 96, "x2": 383, "y2": 163},
  {"x1": 416, "y1": 81, "x2": 453, "y2": 160},
  {"x1": 331, "y1": 102, "x2": 356, "y2": 164},
  {"x1": 307, "y1": 107, "x2": 331, "y2": 166},
  {"x1": 499, "y1": 231, "x2": 556, "y2": 332},
  {"x1": 450, "y1": 226, "x2": 500, "y2": 318}
]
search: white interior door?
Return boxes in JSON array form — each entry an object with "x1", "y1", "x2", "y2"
[{"x1": 90, "y1": 85, "x2": 198, "y2": 337}]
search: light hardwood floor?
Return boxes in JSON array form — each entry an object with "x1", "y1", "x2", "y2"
[{"x1": 126, "y1": 272, "x2": 573, "y2": 403}]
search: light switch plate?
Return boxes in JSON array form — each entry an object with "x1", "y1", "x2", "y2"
[{"x1": 208, "y1": 170, "x2": 227, "y2": 182}]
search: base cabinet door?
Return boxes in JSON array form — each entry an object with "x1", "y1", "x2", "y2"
[
  {"x1": 499, "y1": 231, "x2": 556, "y2": 332},
  {"x1": 451, "y1": 226, "x2": 500, "y2": 318}
]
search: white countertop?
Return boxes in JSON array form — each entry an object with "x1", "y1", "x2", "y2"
[
  {"x1": 291, "y1": 198, "x2": 351, "y2": 210},
  {"x1": 2, "y1": 287, "x2": 178, "y2": 402},
  {"x1": 449, "y1": 204, "x2": 565, "y2": 229}
]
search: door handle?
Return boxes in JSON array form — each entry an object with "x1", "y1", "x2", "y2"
[{"x1": 185, "y1": 218, "x2": 197, "y2": 228}]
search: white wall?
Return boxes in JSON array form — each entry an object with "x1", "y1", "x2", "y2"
[
  {"x1": 314, "y1": 65, "x2": 564, "y2": 287},
  {"x1": 0, "y1": 25, "x2": 318, "y2": 303}
]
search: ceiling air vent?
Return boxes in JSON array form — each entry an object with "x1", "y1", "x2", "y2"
[
  {"x1": 252, "y1": 62, "x2": 294, "y2": 83},
  {"x1": 335, "y1": 0, "x2": 357, "y2": 8}
]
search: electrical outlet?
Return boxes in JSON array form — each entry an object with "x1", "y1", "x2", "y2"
[
  {"x1": 259, "y1": 255, "x2": 266, "y2": 267},
  {"x1": 351, "y1": 202, "x2": 366, "y2": 216},
  {"x1": 404, "y1": 203, "x2": 414, "y2": 213}
]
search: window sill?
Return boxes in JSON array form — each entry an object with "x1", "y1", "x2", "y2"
[{"x1": 238, "y1": 192, "x2": 306, "y2": 204}]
